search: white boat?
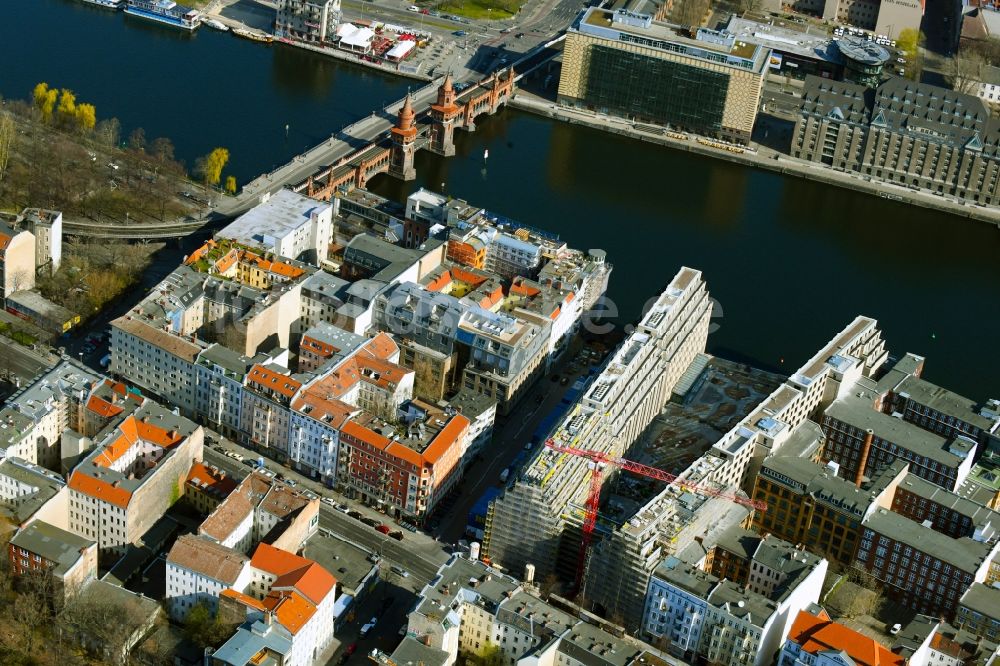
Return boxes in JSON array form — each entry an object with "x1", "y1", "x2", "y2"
[
  {"x1": 81, "y1": 0, "x2": 124, "y2": 8},
  {"x1": 202, "y1": 17, "x2": 229, "y2": 31},
  {"x1": 125, "y1": 0, "x2": 200, "y2": 31}
]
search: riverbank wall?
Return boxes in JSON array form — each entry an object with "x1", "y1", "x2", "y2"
[{"x1": 509, "y1": 93, "x2": 1000, "y2": 229}]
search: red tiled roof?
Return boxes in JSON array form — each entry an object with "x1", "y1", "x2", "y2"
[
  {"x1": 248, "y1": 365, "x2": 303, "y2": 398},
  {"x1": 786, "y1": 609, "x2": 905, "y2": 666},
  {"x1": 422, "y1": 414, "x2": 469, "y2": 465},
  {"x1": 68, "y1": 470, "x2": 132, "y2": 509},
  {"x1": 264, "y1": 590, "x2": 316, "y2": 635},
  {"x1": 221, "y1": 588, "x2": 267, "y2": 612},
  {"x1": 186, "y1": 461, "x2": 237, "y2": 496},
  {"x1": 250, "y1": 543, "x2": 336, "y2": 606},
  {"x1": 86, "y1": 394, "x2": 124, "y2": 420}
]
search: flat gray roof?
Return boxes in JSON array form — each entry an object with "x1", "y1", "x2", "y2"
[
  {"x1": 863, "y1": 508, "x2": 996, "y2": 572},
  {"x1": 10, "y1": 520, "x2": 94, "y2": 577},
  {"x1": 893, "y1": 375, "x2": 998, "y2": 432},
  {"x1": 390, "y1": 637, "x2": 450, "y2": 666},
  {"x1": 959, "y1": 583, "x2": 1000, "y2": 620},
  {"x1": 825, "y1": 391, "x2": 962, "y2": 467},
  {"x1": 897, "y1": 473, "x2": 1000, "y2": 534}
]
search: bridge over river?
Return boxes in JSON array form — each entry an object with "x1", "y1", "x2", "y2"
[{"x1": 65, "y1": 41, "x2": 561, "y2": 239}]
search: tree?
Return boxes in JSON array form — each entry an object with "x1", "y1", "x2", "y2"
[
  {"x1": 75, "y1": 103, "x2": 96, "y2": 132},
  {"x1": 0, "y1": 113, "x2": 13, "y2": 183},
  {"x1": 183, "y1": 602, "x2": 237, "y2": 650},
  {"x1": 946, "y1": 51, "x2": 987, "y2": 95},
  {"x1": 96, "y1": 117, "x2": 120, "y2": 148},
  {"x1": 57, "y1": 89, "x2": 77, "y2": 125},
  {"x1": 150, "y1": 137, "x2": 174, "y2": 163},
  {"x1": 129, "y1": 127, "x2": 146, "y2": 153},
  {"x1": 199, "y1": 147, "x2": 230, "y2": 186},
  {"x1": 896, "y1": 28, "x2": 925, "y2": 56},
  {"x1": 32, "y1": 82, "x2": 51, "y2": 114},
  {"x1": 225, "y1": 175, "x2": 237, "y2": 194},
  {"x1": 40, "y1": 88, "x2": 58, "y2": 123}
]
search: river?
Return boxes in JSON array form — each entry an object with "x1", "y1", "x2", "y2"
[{"x1": 5, "y1": 0, "x2": 1000, "y2": 400}]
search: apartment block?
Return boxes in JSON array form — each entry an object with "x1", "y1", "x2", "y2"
[
  {"x1": 854, "y1": 507, "x2": 1000, "y2": 617},
  {"x1": 752, "y1": 434, "x2": 906, "y2": 564},
  {"x1": 184, "y1": 461, "x2": 238, "y2": 516},
  {"x1": 560, "y1": 10, "x2": 769, "y2": 144},
  {"x1": 240, "y1": 364, "x2": 305, "y2": 459},
  {"x1": 956, "y1": 583, "x2": 1000, "y2": 643},
  {"x1": 214, "y1": 542, "x2": 337, "y2": 666},
  {"x1": 642, "y1": 528, "x2": 827, "y2": 666},
  {"x1": 296, "y1": 322, "x2": 366, "y2": 373},
  {"x1": 198, "y1": 470, "x2": 319, "y2": 555},
  {"x1": 893, "y1": 614, "x2": 1000, "y2": 666},
  {"x1": 337, "y1": 408, "x2": 469, "y2": 519},
  {"x1": 890, "y1": 472, "x2": 1000, "y2": 541},
  {"x1": 0, "y1": 359, "x2": 104, "y2": 469},
  {"x1": 18, "y1": 208, "x2": 62, "y2": 273},
  {"x1": 709, "y1": 316, "x2": 889, "y2": 496},
  {"x1": 0, "y1": 457, "x2": 69, "y2": 529},
  {"x1": 193, "y1": 344, "x2": 256, "y2": 440},
  {"x1": 793, "y1": 77, "x2": 1000, "y2": 206},
  {"x1": 110, "y1": 314, "x2": 204, "y2": 415},
  {"x1": 374, "y1": 280, "x2": 548, "y2": 416},
  {"x1": 821, "y1": 386, "x2": 977, "y2": 491},
  {"x1": 777, "y1": 605, "x2": 905, "y2": 666},
  {"x1": 485, "y1": 267, "x2": 712, "y2": 599},
  {"x1": 66, "y1": 403, "x2": 204, "y2": 561},
  {"x1": 298, "y1": 270, "x2": 350, "y2": 331},
  {"x1": 275, "y1": 0, "x2": 340, "y2": 43},
  {"x1": 166, "y1": 533, "x2": 252, "y2": 621},
  {"x1": 8, "y1": 519, "x2": 96, "y2": 603},
  {"x1": 379, "y1": 554, "x2": 655, "y2": 666},
  {"x1": 217, "y1": 189, "x2": 333, "y2": 265},
  {"x1": 877, "y1": 353, "x2": 1000, "y2": 456},
  {"x1": 0, "y1": 220, "x2": 35, "y2": 299}
]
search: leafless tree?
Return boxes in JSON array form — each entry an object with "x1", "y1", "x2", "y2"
[{"x1": 946, "y1": 51, "x2": 987, "y2": 95}]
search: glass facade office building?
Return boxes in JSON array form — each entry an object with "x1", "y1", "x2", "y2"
[
  {"x1": 584, "y1": 45, "x2": 729, "y2": 134},
  {"x1": 559, "y1": 9, "x2": 770, "y2": 144}
]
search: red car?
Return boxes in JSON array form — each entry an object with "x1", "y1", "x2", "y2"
[
  {"x1": 345, "y1": 643, "x2": 357, "y2": 657},
  {"x1": 376, "y1": 524, "x2": 391, "y2": 534}
]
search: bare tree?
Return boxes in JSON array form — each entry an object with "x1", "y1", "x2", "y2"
[
  {"x1": 946, "y1": 51, "x2": 987, "y2": 95},
  {"x1": 0, "y1": 113, "x2": 14, "y2": 184}
]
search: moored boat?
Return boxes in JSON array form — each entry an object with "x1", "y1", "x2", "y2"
[
  {"x1": 124, "y1": 0, "x2": 200, "y2": 30},
  {"x1": 202, "y1": 17, "x2": 229, "y2": 31}
]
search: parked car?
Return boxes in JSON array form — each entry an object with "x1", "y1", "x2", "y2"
[
  {"x1": 361, "y1": 516, "x2": 380, "y2": 527},
  {"x1": 348, "y1": 510, "x2": 363, "y2": 520},
  {"x1": 453, "y1": 30, "x2": 467, "y2": 36},
  {"x1": 360, "y1": 618, "x2": 377, "y2": 637},
  {"x1": 515, "y1": 32, "x2": 525, "y2": 38},
  {"x1": 389, "y1": 530, "x2": 404, "y2": 541},
  {"x1": 408, "y1": 4, "x2": 419, "y2": 10},
  {"x1": 321, "y1": 497, "x2": 337, "y2": 507},
  {"x1": 376, "y1": 524, "x2": 391, "y2": 534}
]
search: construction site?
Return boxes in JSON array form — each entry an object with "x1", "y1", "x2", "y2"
[{"x1": 484, "y1": 263, "x2": 893, "y2": 634}]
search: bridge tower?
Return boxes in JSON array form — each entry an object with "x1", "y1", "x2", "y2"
[
  {"x1": 389, "y1": 93, "x2": 418, "y2": 181},
  {"x1": 429, "y1": 73, "x2": 462, "y2": 157}
]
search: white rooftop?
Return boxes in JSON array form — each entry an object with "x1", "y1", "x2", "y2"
[{"x1": 218, "y1": 189, "x2": 331, "y2": 247}]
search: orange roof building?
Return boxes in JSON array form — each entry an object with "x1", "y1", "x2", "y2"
[
  {"x1": 338, "y1": 409, "x2": 469, "y2": 520},
  {"x1": 779, "y1": 607, "x2": 906, "y2": 666},
  {"x1": 67, "y1": 402, "x2": 203, "y2": 562}
]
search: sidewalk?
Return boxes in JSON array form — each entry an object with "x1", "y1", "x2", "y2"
[{"x1": 509, "y1": 92, "x2": 1000, "y2": 229}]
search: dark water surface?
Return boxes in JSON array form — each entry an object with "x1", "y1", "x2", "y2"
[{"x1": 6, "y1": 0, "x2": 999, "y2": 398}]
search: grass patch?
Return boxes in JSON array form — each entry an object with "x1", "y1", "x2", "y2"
[{"x1": 437, "y1": 0, "x2": 518, "y2": 20}]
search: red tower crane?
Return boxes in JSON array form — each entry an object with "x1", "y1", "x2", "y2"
[{"x1": 545, "y1": 440, "x2": 768, "y2": 592}]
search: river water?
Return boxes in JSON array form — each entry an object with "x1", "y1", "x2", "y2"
[{"x1": 5, "y1": 0, "x2": 999, "y2": 399}]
